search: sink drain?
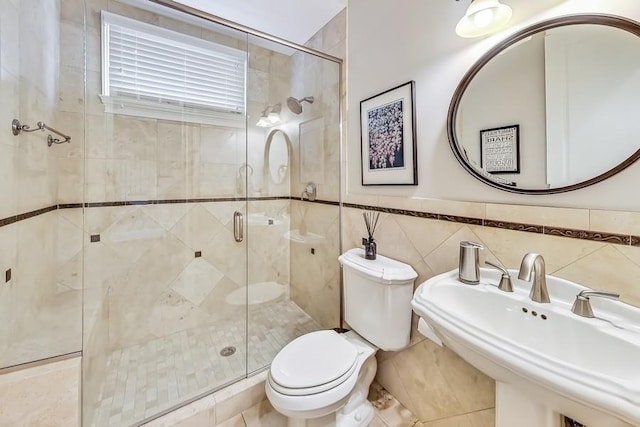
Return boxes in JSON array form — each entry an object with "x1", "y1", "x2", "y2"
[{"x1": 220, "y1": 346, "x2": 236, "y2": 357}]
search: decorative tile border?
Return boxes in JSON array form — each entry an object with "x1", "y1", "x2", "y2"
[
  {"x1": 2, "y1": 196, "x2": 638, "y2": 248},
  {"x1": 544, "y1": 226, "x2": 631, "y2": 245},
  {"x1": 0, "y1": 197, "x2": 293, "y2": 229},
  {"x1": 0, "y1": 205, "x2": 58, "y2": 228},
  {"x1": 342, "y1": 202, "x2": 438, "y2": 219},
  {"x1": 440, "y1": 214, "x2": 483, "y2": 226},
  {"x1": 340, "y1": 201, "x2": 640, "y2": 248},
  {"x1": 484, "y1": 219, "x2": 543, "y2": 234}
]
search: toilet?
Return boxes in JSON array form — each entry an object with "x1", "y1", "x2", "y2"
[{"x1": 265, "y1": 248, "x2": 417, "y2": 426}]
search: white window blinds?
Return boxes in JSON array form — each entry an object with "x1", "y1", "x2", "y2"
[{"x1": 101, "y1": 11, "x2": 246, "y2": 125}]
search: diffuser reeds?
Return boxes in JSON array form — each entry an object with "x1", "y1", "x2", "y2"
[{"x1": 363, "y1": 211, "x2": 380, "y2": 240}]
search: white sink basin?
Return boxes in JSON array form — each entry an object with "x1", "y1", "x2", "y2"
[{"x1": 411, "y1": 268, "x2": 640, "y2": 427}]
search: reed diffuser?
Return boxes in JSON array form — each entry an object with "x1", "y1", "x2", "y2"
[{"x1": 362, "y1": 211, "x2": 380, "y2": 260}]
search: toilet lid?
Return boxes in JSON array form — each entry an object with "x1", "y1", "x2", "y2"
[{"x1": 270, "y1": 330, "x2": 358, "y2": 390}]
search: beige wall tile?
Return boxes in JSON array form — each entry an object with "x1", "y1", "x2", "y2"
[
  {"x1": 0, "y1": 144, "x2": 17, "y2": 218},
  {"x1": 375, "y1": 354, "x2": 420, "y2": 417},
  {"x1": 158, "y1": 15, "x2": 203, "y2": 38},
  {"x1": 107, "y1": 0, "x2": 160, "y2": 25},
  {"x1": 590, "y1": 209, "x2": 640, "y2": 235},
  {"x1": 395, "y1": 215, "x2": 464, "y2": 259},
  {"x1": 86, "y1": 158, "x2": 107, "y2": 202},
  {"x1": 60, "y1": 22, "x2": 85, "y2": 69},
  {"x1": 423, "y1": 226, "x2": 499, "y2": 275},
  {"x1": 0, "y1": 357, "x2": 80, "y2": 426},
  {"x1": 616, "y1": 244, "x2": 640, "y2": 269},
  {"x1": 105, "y1": 159, "x2": 157, "y2": 201},
  {"x1": 142, "y1": 204, "x2": 191, "y2": 230},
  {"x1": 171, "y1": 205, "x2": 226, "y2": 251},
  {"x1": 108, "y1": 116, "x2": 158, "y2": 160},
  {"x1": 486, "y1": 203, "x2": 590, "y2": 229},
  {"x1": 86, "y1": 114, "x2": 108, "y2": 159},
  {"x1": 290, "y1": 201, "x2": 340, "y2": 328},
  {"x1": 144, "y1": 394, "x2": 216, "y2": 427},
  {"x1": 471, "y1": 225, "x2": 604, "y2": 273},
  {"x1": 421, "y1": 199, "x2": 486, "y2": 219},
  {"x1": 61, "y1": 0, "x2": 85, "y2": 25},
  {"x1": 214, "y1": 371, "x2": 266, "y2": 424},
  {"x1": 241, "y1": 399, "x2": 287, "y2": 427},
  {"x1": 57, "y1": 211, "x2": 84, "y2": 268},
  {"x1": 214, "y1": 414, "x2": 246, "y2": 427},
  {"x1": 555, "y1": 245, "x2": 640, "y2": 308},
  {"x1": 468, "y1": 408, "x2": 495, "y2": 427},
  {"x1": 0, "y1": 2, "x2": 20, "y2": 77},
  {"x1": 58, "y1": 66, "x2": 85, "y2": 114},
  {"x1": 388, "y1": 339, "x2": 493, "y2": 422},
  {"x1": 377, "y1": 196, "x2": 422, "y2": 211},
  {"x1": 57, "y1": 158, "x2": 84, "y2": 203}
]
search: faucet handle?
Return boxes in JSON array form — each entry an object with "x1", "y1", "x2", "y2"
[
  {"x1": 485, "y1": 261, "x2": 514, "y2": 292},
  {"x1": 571, "y1": 290, "x2": 620, "y2": 318}
]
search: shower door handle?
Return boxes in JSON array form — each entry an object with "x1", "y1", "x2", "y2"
[{"x1": 233, "y1": 211, "x2": 243, "y2": 242}]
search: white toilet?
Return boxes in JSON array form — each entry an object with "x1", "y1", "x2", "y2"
[{"x1": 265, "y1": 248, "x2": 417, "y2": 426}]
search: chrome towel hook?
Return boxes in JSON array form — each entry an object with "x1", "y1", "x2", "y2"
[{"x1": 12, "y1": 118, "x2": 72, "y2": 147}]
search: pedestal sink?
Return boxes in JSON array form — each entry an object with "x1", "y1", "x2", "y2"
[{"x1": 411, "y1": 268, "x2": 640, "y2": 427}]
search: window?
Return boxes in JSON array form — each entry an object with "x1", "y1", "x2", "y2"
[{"x1": 101, "y1": 11, "x2": 246, "y2": 127}]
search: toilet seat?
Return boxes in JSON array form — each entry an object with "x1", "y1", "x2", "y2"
[{"x1": 269, "y1": 330, "x2": 359, "y2": 396}]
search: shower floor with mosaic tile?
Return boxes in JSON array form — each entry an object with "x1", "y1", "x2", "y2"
[{"x1": 93, "y1": 299, "x2": 320, "y2": 427}]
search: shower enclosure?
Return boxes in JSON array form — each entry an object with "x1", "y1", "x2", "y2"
[{"x1": 0, "y1": 0, "x2": 343, "y2": 425}]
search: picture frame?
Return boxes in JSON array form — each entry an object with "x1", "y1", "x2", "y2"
[
  {"x1": 480, "y1": 124, "x2": 520, "y2": 174},
  {"x1": 299, "y1": 117, "x2": 325, "y2": 184},
  {"x1": 360, "y1": 81, "x2": 417, "y2": 185}
]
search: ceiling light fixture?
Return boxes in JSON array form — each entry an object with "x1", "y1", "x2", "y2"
[{"x1": 456, "y1": 0, "x2": 512, "y2": 38}]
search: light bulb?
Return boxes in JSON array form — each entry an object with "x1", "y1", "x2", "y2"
[
  {"x1": 472, "y1": 8, "x2": 494, "y2": 28},
  {"x1": 256, "y1": 117, "x2": 271, "y2": 127},
  {"x1": 456, "y1": 0, "x2": 512, "y2": 38},
  {"x1": 268, "y1": 112, "x2": 281, "y2": 124}
]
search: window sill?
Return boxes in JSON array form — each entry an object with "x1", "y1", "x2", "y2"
[{"x1": 99, "y1": 95, "x2": 245, "y2": 128}]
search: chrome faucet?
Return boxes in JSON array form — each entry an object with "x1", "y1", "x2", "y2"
[{"x1": 518, "y1": 253, "x2": 550, "y2": 303}]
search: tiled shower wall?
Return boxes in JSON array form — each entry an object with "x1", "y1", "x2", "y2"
[
  {"x1": 0, "y1": 0, "x2": 83, "y2": 368},
  {"x1": 287, "y1": 10, "x2": 345, "y2": 329},
  {"x1": 70, "y1": 0, "x2": 300, "y2": 421}
]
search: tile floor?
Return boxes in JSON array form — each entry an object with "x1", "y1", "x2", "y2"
[
  {"x1": 214, "y1": 382, "x2": 427, "y2": 427},
  {"x1": 93, "y1": 300, "x2": 320, "y2": 426}
]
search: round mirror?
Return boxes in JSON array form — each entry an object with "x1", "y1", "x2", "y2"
[
  {"x1": 264, "y1": 129, "x2": 291, "y2": 185},
  {"x1": 448, "y1": 15, "x2": 640, "y2": 194}
]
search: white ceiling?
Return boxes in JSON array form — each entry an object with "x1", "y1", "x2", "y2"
[{"x1": 174, "y1": 0, "x2": 346, "y2": 45}]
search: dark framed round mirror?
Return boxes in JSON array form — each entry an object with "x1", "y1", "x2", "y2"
[{"x1": 448, "y1": 14, "x2": 640, "y2": 194}]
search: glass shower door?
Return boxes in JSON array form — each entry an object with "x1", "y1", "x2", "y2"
[
  {"x1": 81, "y1": 1, "x2": 250, "y2": 424},
  {"x1": 244, "y1": 34, "x2": 341, "y2": 374}
]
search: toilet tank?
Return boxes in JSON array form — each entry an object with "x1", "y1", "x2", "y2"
[{"x1": 338, "y1": 248, "x2": 417, "y2": 351}]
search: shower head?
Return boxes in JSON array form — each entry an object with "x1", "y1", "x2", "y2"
[{"x1": 286, "y1": 96, "x2": 314, "y2": 114}]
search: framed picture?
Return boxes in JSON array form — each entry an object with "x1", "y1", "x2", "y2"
[
  {"x1": 480, "y1": 124, "x2": 520, "y2": 174},
  {"x1": 360, "y1": 81, "x2": 417, "y2": 185},
  {"x1": 299, "y1": 117, "x2": 325, "y2": 184}
]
